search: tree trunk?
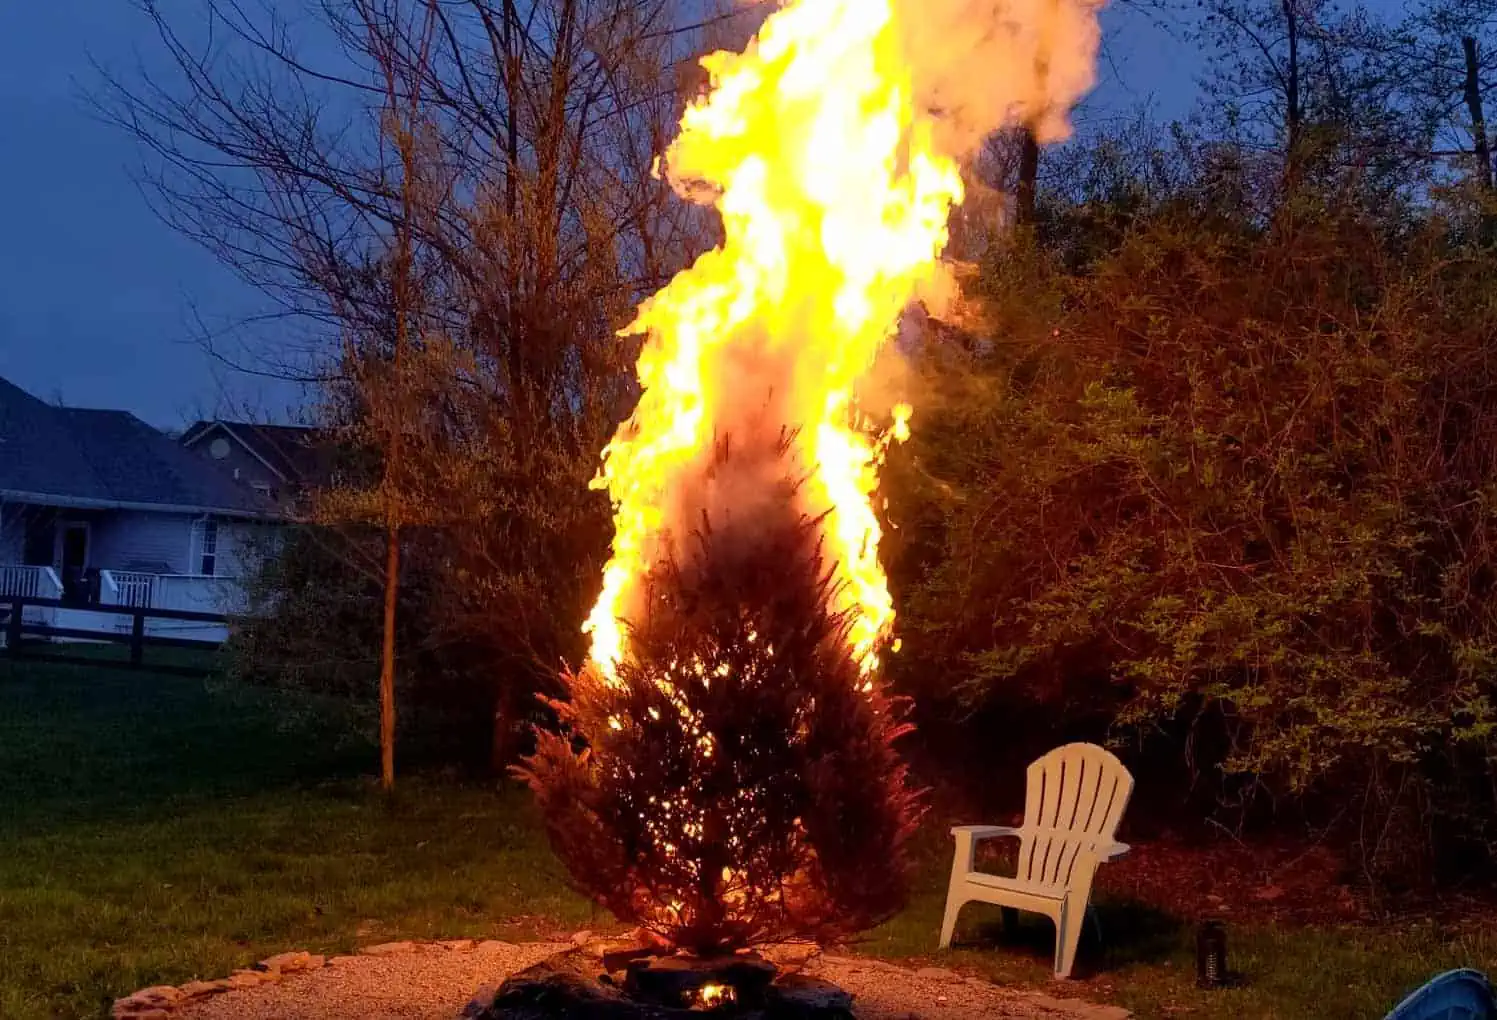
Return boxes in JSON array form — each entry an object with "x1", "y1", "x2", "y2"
[
  {"x1": 1016, "y1": 127, "x2": 1040, "y2": 227},
  {"x1": 1463, "y1": 36, "x2": 1494, "y2": 194},
  {"x1": 491, "y1": 677, "x2": 519, "y2": 774},
  {"x1": 380, "y1": 524, "x2": 399, "y2": 791},
  {"x1": 1283, "y1": 0, "x2": 1301, "y2": 176}
]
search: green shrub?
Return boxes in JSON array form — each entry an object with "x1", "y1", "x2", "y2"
[{"x1": 891, "y1": 205, "x2": 1497, "y2": 880}]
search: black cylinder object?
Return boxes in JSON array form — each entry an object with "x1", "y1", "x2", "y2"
[{"x1": 1196, "y1": 920, "x2": 1227, "y2": 989}]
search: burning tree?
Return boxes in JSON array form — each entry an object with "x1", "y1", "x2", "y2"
[
  {"x1": 522, "y1": 436, "x2": 920, "y2": 953},
  {"x1": 520, "y1": 0, "x2": 1105, "y2": 963}
]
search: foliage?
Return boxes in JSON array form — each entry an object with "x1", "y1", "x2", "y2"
[
  {"x1": 892, "y1": 193, "x2": 1497, "y2": 876},
  {"x1": 224, "y1": 514, "x2": 586, "y2": 770},
  {"x1": 522, "y1": 481, "x2": 921, "y2": 953},
  {"x1": 224, "y1": 525, "x2": 386, "y2": 709}
]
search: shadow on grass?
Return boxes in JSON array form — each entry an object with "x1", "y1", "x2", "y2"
[{"x1": 949, "y1": 898, "x2": 1182, "y2": 977}]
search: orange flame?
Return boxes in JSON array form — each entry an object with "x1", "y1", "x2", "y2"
[
  {"x1": 585, "y1": 0, "x2": 1101, "y2": 679},
  {"x1": 696, "y1": 982, "x2": 735, "y2": 1009}
]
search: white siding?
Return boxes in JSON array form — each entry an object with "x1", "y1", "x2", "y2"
[
  {"x1": 0, "y1": 504, "x2": 22, "y2": 562},
  {"x1": 90, "y1": 511, "x2": 195, "y2": 574},
  {"x1": 217, "y1": 521, "x2": 278, "y2": 579}
]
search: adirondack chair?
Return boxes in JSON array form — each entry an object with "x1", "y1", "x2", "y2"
[
  {"x1": 1384, "y1": 969, "x2": 1495, "y2": 1020},
  {"x1": 939, "y1": 742, "x2": 1134, "y2": 978}
]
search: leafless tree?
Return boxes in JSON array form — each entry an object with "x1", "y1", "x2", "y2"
[{"x1": 98, "y1": 0, "x2": 754, "y2": 770}]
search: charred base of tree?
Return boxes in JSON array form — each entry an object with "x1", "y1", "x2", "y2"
[{"x1": 464, "y1": 949, "x2": 855, "y2": 1019}]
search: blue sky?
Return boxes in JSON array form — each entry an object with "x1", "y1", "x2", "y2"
[{"x1": 0, "y1": 1, "x2": 1200, "y2": 429}]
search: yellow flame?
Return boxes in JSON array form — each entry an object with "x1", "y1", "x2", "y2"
[
  {"x1": 697, "y1": 982, "x2": 735, "y2": 1008},
  {"x1": 584, "y1": 0, "x2": 966, "y2": 679}
]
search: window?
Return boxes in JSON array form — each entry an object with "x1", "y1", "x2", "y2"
[{"x1": 193, "y1": 517, "x2": 219, "y2": 576}]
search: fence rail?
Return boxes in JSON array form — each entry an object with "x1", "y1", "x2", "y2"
[{"x1": 0, "y1": 595, "x2": 226, "y2": 677}]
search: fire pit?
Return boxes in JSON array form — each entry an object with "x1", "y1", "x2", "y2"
[{"x1": 465, "y1": 947, "x2": 855, "y2": 1018}]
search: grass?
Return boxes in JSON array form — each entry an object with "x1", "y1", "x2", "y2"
[
  {"x1": 864, "y1": 875, "x2": 1497, "y2": 1019},
  {"x1": 1, "y1": 651, "x2": 1493, "y2": 1019},
  {"x1": 0, "y1": 653, "x2": 593, "y2": 1020}
]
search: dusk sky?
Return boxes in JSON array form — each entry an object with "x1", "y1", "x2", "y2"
[{"x1": 0, "y1": 1, "x2": 1201, "y2": 431}]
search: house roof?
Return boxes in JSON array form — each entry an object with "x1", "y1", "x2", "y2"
[
  {"x1": 181, "y1": 419, "x2": 329, "y2": 487},
  {"x1": 0, "y1": 376, "x2": 263, "y2": 516}
]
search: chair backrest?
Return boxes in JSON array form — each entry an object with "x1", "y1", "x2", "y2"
[
  {"x1": 1017, "y1": 742, "x2": 1134, "y2": 892},
  {"x1": 1384, "y1": 969, "x2": 1495, "y2": 1020}
]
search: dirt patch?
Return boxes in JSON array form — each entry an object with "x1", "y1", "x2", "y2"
[{"x1": 139, "y1": 941, "x2": 1128, "y2": 1020}]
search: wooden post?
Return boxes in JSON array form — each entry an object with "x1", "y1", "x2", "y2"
[
  {"x1": 130, "y1": 611, "x2": 146, "y2": 668},
  {"x1": 380, "y1": 526, "x2": 399, "y2": 791},
  {"x1": 6, "y1": 597, "x2": 22, "y2": 659}
]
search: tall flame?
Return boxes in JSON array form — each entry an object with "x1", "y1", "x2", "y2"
[{"x1": 585, "y1": 0, "x2": 1102, "y2": 679}]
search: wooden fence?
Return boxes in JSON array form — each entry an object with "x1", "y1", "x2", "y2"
[{"x1": 0, "y1": 596, "x2": 226, "y2": 677}]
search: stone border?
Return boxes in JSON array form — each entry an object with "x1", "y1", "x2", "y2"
[{"x1": 112, "y1": 933, "x2": 1129, "y2": 1020}]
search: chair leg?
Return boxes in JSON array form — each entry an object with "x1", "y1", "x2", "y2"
[
  {"x1": 939, "y1": 893, "x2": 966, "y2": 949},
  {"x1": 1055, "y1": 901, "x2": 1084, "y2": 979}
]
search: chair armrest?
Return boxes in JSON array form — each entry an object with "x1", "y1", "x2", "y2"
[
  {"x1": 948, "y1": 825, "x2": 1021, "y2": 876},
  {"x1": 949, "y1": 825, "x2": 1021, "y2": 842}
]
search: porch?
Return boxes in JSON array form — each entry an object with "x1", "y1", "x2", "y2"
[{"x1": 0, "y1": 564, "x2": 239, "y2": 644}]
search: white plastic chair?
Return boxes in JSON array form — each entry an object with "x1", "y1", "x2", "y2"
[{"x1": 938, "y1": 742, "x2": 1134, "y2": 978}]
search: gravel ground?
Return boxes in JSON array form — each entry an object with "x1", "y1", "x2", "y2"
[
  {"x1": 169, "y1": 943, "x2": 1127, "y2": 1019},
  {"x1": 811, "y1": 956, "x2": 1129, "y2": 1020},
  {"x1": 175, "y1": 942, "x2": 568, "y2": 1020}
]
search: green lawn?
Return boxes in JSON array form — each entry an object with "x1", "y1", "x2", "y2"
[
  {"x1": 867, "y1": 878, "x2": 1497, "y2": 1019},
  {"x1": 0, "y1": 653, "x2": 593, "y2": 1020},
  {"x1": 1, "y1": 652, "x2": 1492, "y2": 1019}
]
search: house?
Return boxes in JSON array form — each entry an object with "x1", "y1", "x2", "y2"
[
  {"x1": 179, "y1": 418, "x2": 327, "y2": 514},
  {"x1": 0, "y1": 376, "x2": 277, "y2": 635}
]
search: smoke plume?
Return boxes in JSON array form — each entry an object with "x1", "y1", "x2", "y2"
[{"x1": 897, "y1": 0, "x2": 1104, "y2": 156}]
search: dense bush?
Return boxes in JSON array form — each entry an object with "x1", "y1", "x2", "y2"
[{"x1": 890, "y1": 198, "x2": 1497, "y2": 879}]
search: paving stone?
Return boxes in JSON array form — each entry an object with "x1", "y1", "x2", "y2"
[
  {"x1": 261, "y1": 951, "x2": 314, "y2": 973},
  {"x1": 179, "y1": 979, "x2": 230, "y2": 998}
]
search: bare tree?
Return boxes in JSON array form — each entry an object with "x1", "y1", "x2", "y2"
[
  {"x1": 1194, "y1": 0, "x2": 1427, "y2": 193},
  {"x1": 97, "y1": 0, "x2": 732, "y2": 770}
]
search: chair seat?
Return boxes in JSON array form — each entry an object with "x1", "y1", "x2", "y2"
[
  {"x1": 964, "y1": 870, "x2": 1064, "y2": 900},
  {"x1": 1384, "y1": 968, "x2": 1495, "y2": 1020}
]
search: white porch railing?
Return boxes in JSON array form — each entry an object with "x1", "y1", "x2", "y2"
[
  {"x1": 100, "y1": 570, "x2": 154, "y2": 608},
  {"x1": 96, "y1": 573, "x2": 242, "y2": 645},
  {"x1": 3, "y1": 567, "x2": 241, "y2": 646},
  {"x1": 0, "y1": 564, "x2": 63, "y2": 600}
]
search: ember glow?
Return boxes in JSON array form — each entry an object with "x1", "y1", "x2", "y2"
[
  {"x1": 695, "y1": 982, "x2": 734, "y2": 1009},
  {"x1": 582, "y1": 1, "x2": 1104, "y2": 677}
]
